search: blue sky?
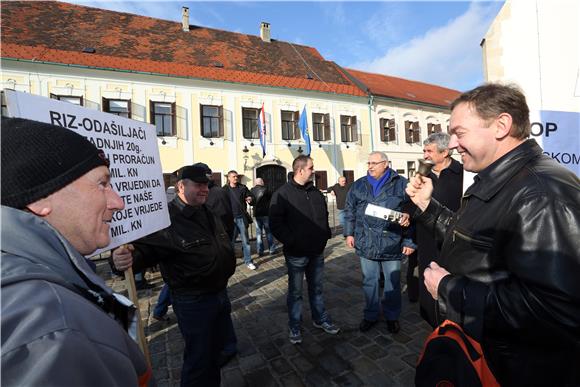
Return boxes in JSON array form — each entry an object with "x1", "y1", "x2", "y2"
[{"x1": 65, "y1": 1, "x2": 505, "y2": 91}]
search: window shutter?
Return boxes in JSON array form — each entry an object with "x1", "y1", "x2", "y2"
[
  {"x1": 149, "y1": 101, "x2": 155, "y2": 124},
  {"x1": 294, "y1": 110, "x2": 300, "y2": 140},
  {"x1": 102, "y1": 98, "x2": 110, "y2": 113},
  {"x1": 219, "y1": 106, "x2": 224, "y2": 137},
  {"x1": 388, "y1": 119, "x2": 396, "y2": 142},
  {"x1": 171, "y1": 102, "x2": 177, "y2": 136},
  {"x1": 435, "y1": 123, "x2": 441, "y2": 133},
  {"x1": 405, "y1": 121, "x2": 412, "y2": 143},
  {"x1": 412, "y1": 121, "x2": 420, "y2": 143},
  {"x1": 352, "y1": 116, "x2": 359, "y2": 143},
  {"x1": 199, "y1": 104, "x2": 205, "y2": 137},
  {"x1": 380, "y1": 119, "x2": 386, "y2": 142},
  {"x1": 324, "y1": 113, "x2": 330, "y2": 141}
]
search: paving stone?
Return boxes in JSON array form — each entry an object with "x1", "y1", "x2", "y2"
[
  {"x1": 221, "y1": 368, "x2": 247, "y2": 387},
  {"x1": 279, "y1": 372, "x2": 305, "y2": 387},
  {"x1": 239, "y1": 353, "x2": 266, "y2": 372},
  {"x1": 304, "y1": 368, "x2": 333, "y2": 387},
  {"x1": 318, "y1": 351, "x2": 351, "y2": 375},
  {"x1": 376, "y1": 355, "x2": 409, "y2": 376},
  {"x1": 350, "y1": 335, "x2": 372, "y2": 348},
  {"x1": 333, "y1": 342, "x2": 361, "y2": 361},
  {"x1": 401, "y1": 353, "x2": 419, "y2": 368},
  {"x1": 349, "y1": 356, "x2": 377, "y2": 375},
  {"x1": 245, "y1": 367, "x2": 277, "y2": 387},
  {"x1": 290, "y1": 355, "x2": 314, "y2": 373},
  {"x1": 360, "y1": 371, "x2": 397, "y2": 386},
  {"x1": 270, "y1": 357, "x2": 293, "y2": 376},
  {"x1": 332, "y1": 372, "x2": 364, "y2": 387},
  {"x1": 361, "y1": 343, "x2": 389, "y2": 360},
  {"x1": 258, "y1": 342, "x2": 282, "y2": 360}
]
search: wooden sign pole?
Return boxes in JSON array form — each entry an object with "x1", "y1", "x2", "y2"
[{"x1": 125, "y1": 265, "x2": 151, "y2": 366}]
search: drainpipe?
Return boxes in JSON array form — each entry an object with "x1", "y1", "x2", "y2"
[{"x1": 367, "y1": 93, "x2": 375, "y2": 152}]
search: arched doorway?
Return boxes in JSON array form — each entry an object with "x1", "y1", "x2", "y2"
[{"x1": 256, "y1": 164, "x2": 287, "y2": 194}]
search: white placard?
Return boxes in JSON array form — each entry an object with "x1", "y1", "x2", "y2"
[
  {"x1": 364, "y1": 203, "x2": 404, "y2": 222},
  {"x1": 4, "y1": 90, "x2": 171, "y2": 255}
]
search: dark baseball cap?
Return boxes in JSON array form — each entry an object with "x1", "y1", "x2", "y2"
[{"x1": 177, "y1": 163, "x2": 212, "y2": 183}]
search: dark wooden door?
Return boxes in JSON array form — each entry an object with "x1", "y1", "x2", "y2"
[{"x1": 256, "y1": 164, "x2": 287, "y2": 194}]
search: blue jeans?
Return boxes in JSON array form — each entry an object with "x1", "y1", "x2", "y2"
[
  {"x1": 360, "y1": 257, "x2": 401, "y2": 321},
  {"x1": 255, "y1": 216, "x2": 276, "y2": 254},
  {"x1": 232, "y1": 216, "x2": 252, "y2": 264},
  {"x1": 337, "y1": 209, "x2": 346, "y2": 236},
  {"x1": 285, "y1": 254, "x2": 330, "y2": 331},
  {"x1": 153, "y1": 283, "x2": 171, "y2": 317},
  {"x1": 171, "y1": 289, "x2": 231, "y2": 387}
]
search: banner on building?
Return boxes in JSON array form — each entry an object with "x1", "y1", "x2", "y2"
[
  {"x1": 530, "y1": 110, "x2": 579, "y2": 176},
  {"x1": 4, "y1": 90, "x2": 171, "y2": 256}
]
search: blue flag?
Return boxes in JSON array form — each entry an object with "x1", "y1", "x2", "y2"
[
  {"x1": 298, "y1": 106, "x2": 311, "y2": 156},
  {"x1": 257, "y1": 102, "x2": 266, "y2": 157}
]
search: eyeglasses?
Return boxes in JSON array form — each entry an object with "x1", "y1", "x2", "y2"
[{"x1": 367, "y1": 161, "x2": 386, "y2": 167}]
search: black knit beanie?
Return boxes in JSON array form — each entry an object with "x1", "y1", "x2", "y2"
[{"x1": 1, "y1": 117, "x2": 109, "y2": 209}]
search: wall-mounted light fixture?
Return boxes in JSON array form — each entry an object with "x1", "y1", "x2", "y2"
[
  {"x1": 161, "y1": 137, "x2": 167, "y2": 145},
  {"x1": 318, "y1": 143, "x2": 323, "y2": 148},
  {"x1": 346, "y1": 144, "x2": 350, "y2": 149},
  {"x1": 209, "y1": 139, "x2": 215, "y2": 146},
  {"x1": 297, "y1": 146, "x2": 303, "y2": 154},
  {"x1": 287, "y1": 142, "x2": 292, "y2": 147},
  {"x1": 250, "y1": 142, "x2": 254, "y2": 147},
  {"x1": 242, "y1": 145, "x2": 249, "y2": 153}
]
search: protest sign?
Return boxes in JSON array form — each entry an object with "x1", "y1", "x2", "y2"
[{"x1": 4, "y1": 90, "x2": 171, "y2": 255}]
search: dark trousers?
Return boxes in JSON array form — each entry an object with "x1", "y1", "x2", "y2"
[
  {"x1": 171, "y1": 289, "x2": 231, "y2": 387},
  {"x1": 406, "y1": 251, "x2": 419, "y2": 302}
]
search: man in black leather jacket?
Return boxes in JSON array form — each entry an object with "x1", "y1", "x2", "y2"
[
  {"x1": 407, "y1": 83, "x2": 580, "y2": 386},
  {"x1": 250, "y1": 177, "x2": 277, "y2": 255},
  {"x1": 113, "y1": 164, "x2": 235, "y2": 387}
]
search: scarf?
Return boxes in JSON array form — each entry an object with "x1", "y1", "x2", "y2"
[{"x1": 366, "y1": 168, "x2": 391, "y2": 197}]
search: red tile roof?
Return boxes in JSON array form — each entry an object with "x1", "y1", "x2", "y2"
[
  {"x1": 1, "y1": 1, "x2": 365, "y2": 97},
  {"x1": 1, "y1": 1, "x2": 460, "y2": 105},
  {"x1": 346, "y1": 68, "x2": 460, "y2": 108}
]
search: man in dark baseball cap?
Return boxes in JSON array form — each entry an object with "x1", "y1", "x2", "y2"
[
  {"x1": 113, "y1": 161, "x2": 235, "y2": 386},
  {"x1": 1, "y1": 117, "x2": 154, "y2": 386}
]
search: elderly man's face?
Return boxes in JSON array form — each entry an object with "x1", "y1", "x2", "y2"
[
  {"x1": 43, "y1": 166, "x2": 124, "y2": 255},
  {"x1": 338, "y1": 177, "x2": 347, "y2": 186},
  {"x1": 367, "y1": 154, "x2": 388, "y2": 179}
]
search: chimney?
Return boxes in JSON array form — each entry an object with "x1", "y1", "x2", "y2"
[
  {"x1": 260, "y1": 22, "x2": 271, "y2": 42},
  {"x1": 182, "y1": 7, "x2": 189, "y2": 32}
]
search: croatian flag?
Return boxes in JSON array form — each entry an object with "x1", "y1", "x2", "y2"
[
  {"x1": 298, "y1": 105, "x2": 311, "y2": 156},
  {"x1": 257, "y1": 102, "x2": 266, "y2": 157}
]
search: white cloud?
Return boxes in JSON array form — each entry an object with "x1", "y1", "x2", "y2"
[{"x1": 350, "y1": 2, "x2": 500, "y2": 91}]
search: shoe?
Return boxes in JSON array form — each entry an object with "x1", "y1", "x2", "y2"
[
  {"x1": 313, "y1": 321, "x2": 340, "y2": 335},
  {"x1": 359, "y1": 319, "x2": 378, "y2": 332},
  {"x1": 219, "y1": 351, "x2": 237, "y2": 367},
  {"x1": 246, "y1": 262, "x2": 257, "y2": 270},
  {"x1": 387, "y1": 320, "x2": 400, "y2": 334},
  {"x1": 258, "y1": 252, "x2": 266, "y2": 257},
  {"x1": 289, "y1": 328, "x2": 302, "y2": 344},
  {"x1": 153, "y1": 315, "x2": 170, "y2": 322}
]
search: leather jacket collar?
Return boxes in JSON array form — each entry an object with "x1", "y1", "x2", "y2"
[
  {"x1": 171, "y1": 195, "x2": 204, "y2": 218},
  {"x1": 467, "y1": 139, "x2": 542, "y2": 202}
]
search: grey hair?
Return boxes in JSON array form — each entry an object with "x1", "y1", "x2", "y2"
[
  {"x1": 423, "y1": 132, "x2": 453, "y2": 155},
  {"x1": 368, "y1": 151, "x2": 388, "y2": 162},
  {"x1": 254, "y1": 177, "x2": 264, "y2": 185}
]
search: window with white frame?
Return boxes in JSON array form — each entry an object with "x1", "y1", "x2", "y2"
[
  {"x1": 281, "y1": 110, "x2": 300, "y2": 140},
  {"x1": 405, "y1": 120, "x2": 420, "y2": 144},
  {"x1": 312, "y1": 113, "x2": 330, "y2": 141},
  {"x1": 242, "y1": 107, "x2": 260, "y2": 139},
  {"x1": 150, "y1": 101, "x2": 176, "y2": 136},
  {"x1": 50, "y1": 94, "x2": 83, "y2": 106},
  {"x1": 103, "y1": 98, "x2": 131, "y2": 118},
  {"x1": 380, "y1": 118, "x2": 396, "y2": 142}
]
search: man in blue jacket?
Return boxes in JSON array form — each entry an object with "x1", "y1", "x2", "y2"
[{"x1": 345, "y1": 151, "x2": 415, "y2": 334}]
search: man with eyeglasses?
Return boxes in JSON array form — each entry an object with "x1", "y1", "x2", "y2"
[{"x1": 344, "y1": 151, "x2": 415, "y2": 334}]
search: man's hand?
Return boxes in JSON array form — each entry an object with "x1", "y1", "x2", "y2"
[
  {"x1": 402, "y1": 246, "x2": 415, "y2": 255},
  {"x1": 405, "y1": 175, "x2": 434, "y2": 212},
  {"x1": 346, "y1": 236, "x2": 355, "y2": 248},
  {"x1": 424, "y1": 261, "x2": 450, "y2": 300},
  {"x1": 245, "y1": 196, "x2": 252, "y2": 204},
  {"x1": 112, "y1": 244, "x2": 135, "y2": 272},
  {"x1": 399, "y1": 213, "x2": 410, "y2": 227}
]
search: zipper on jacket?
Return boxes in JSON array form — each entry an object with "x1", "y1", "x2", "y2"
[{"x1": 452, "y1": 229, "x2": 492, "y2": 248}]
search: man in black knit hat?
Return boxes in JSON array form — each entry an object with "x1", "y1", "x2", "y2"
[{"x1": 1, "y1": 117, "x2": 154, "y2": 386}]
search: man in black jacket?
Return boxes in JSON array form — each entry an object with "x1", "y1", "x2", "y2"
[
  {"x1": 406, "y1": 83, "x2": 580, "y2": 385},
  {"x1": 250, "y1": 177, "x2": 278, "y2": 256},
  {"x1": 223, "y1": 170, "x2": 256, "y2": 270},
  {"x1": 270, "y1": 155, "x2": 339, "y2": 344},
  {"x1": 414, "y1": 132, "x2": 463, "y2": 327},
  {"x1": 326, "y1": 176, "x2": 351, "y2": 237},
  {"x1": 113, "y1": 164, "x2": 235, "y2": 387}
]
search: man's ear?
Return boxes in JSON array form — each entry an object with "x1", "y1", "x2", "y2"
[
  {"x1": 26, "y1": 198, "x2": 53, "y2": 217},
  {"x1": 495, "y1": 112, "x2": 513, "y2": 140}
]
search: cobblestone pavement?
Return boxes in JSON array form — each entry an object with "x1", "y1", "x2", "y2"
[{"x1": 104, "y1": 233, "x2": 431, "y2": 387}]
